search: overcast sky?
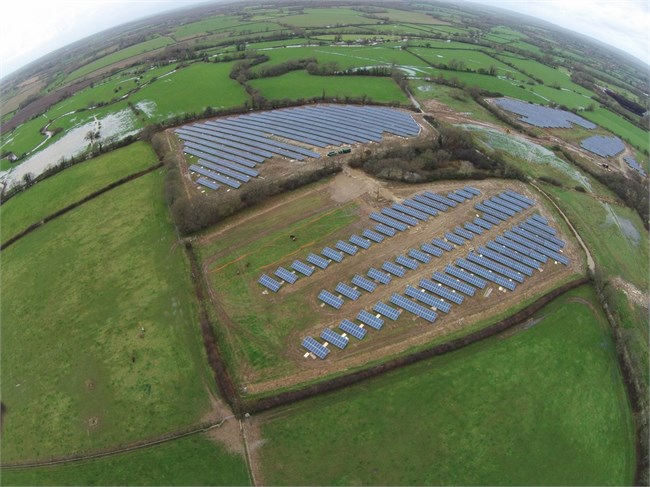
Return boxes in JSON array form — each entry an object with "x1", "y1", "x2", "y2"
[{"x1": 1, "y1": 0, "x2": 648, "y2": 78}]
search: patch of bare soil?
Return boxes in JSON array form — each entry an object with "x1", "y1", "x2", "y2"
[
  {"x1": 201, "y1": 388, "x2": 244, "y2": 456},
  {"x1": 611, "y1": 277, "x2": 649, "y2": 309},
  {"x1": 242, "y1": 416, "x2": 265, "y2": 486}
]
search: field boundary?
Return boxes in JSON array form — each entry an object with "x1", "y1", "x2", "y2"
[{"x1": 0, "y1": 162, "x2": 163, "y2": 251}]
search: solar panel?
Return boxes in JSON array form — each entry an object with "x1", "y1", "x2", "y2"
[
  {"x1": 455, "y1": 189, "x2": 474, "y2": 199},
  {"x1": 382, "y1": 261, "x2": 406, "y2": 277},
  {"x1": 475, "y1": 203, "x2": 508, "y2": 221},
  {"x1": 322, "y1": 247, "x2": 344, "y2": 262},
  {"x1": 302, "y1": 336, "x2": 330, "y2": 359},
  {"x1": 336, "y1": 282, "x2": 362, "y2": 301},
  {"x1": 180, "y1": 136, "x2": 264, "y2": 164},
  {"x1": 198, "y1": 157, "x2": 259, "y2": 178},
  {"x1": 480, "y1": 213, "x2": 502, "y2": 226},
  {"x1": 350, "y1": 234, "x2": 372, "y2": 249},
  {"x1": 408, "y1": 248, "x2": 431, "y2": 263},
  {"x1": 432, "y1": 271, "x2": 475, "y2": 296},
  {"x1": 189, "y1": 165, "x2": 242, "y2": 189},
  {"x1": 362, "y1": 229, "x2": 385, "y2": 243},
  {"x1": 357, "y1": 310, "x2": 384, "y2": 329},
  {"x1": 447, "y1": 192, "x2": 466, "y2": 204},
  {"x1": 370, "y1": 213, "x2": 408, "y2": 232},
  {"x1": 524, "y1": 218, "x2": 557, "y2": 236},
  {"x1": 492, "y1": 196, "x2": 522, "y2": 213},
  {"x1": 445, "y1": 232, "x2": 465, "y2": 246},
  {"x1": 275, "y1": 266, "x2": 298, "y2": 283},
  {"x1": 196, "y1": 177, "x2": 220, "y2": 191},
  {"x1": 494, "y1": 98, "x2": 597, "y2": 129},
  {"x1": 375, "y1": 223, "x2": 397, "y2": 236},
  {"x1": 195, "y1": 160, "x2": 251, "y2": 182},
  {"x1": 464, "y1": 186, "x2": 481, "y2": 196},
  {"x1": 454, "y1": 226, "x2": 474, "y2": 240},
  {"x1": 373, "y1": 301, "x2": 401, "y2": 320},
  {"x1": 368, "y1": 267, "x2": 392, "y2": 284},
  {"x1": 336, "y1": 240, "x2": 358, "y2": 255},
  {"x1": 392, "y1": 203, "x2": 428, "y2": 221},
  {"x1": 477, "y1": 247, "x2": 534, "y2": 276},
  {"x1": 467, "y1": 252, "x2": 525, "y2": 283},
  {"x1": 511, "y1": 226, "x2": 562, "y2": 252},
  {"x1": 318, "y1": 290, "x2": 344, "y2": 309},
  {"x1": 624, "y1": 156, "x2": 647, "y2": 176},
  {"x1": 381, "y1": 208, "x2": 418, "y2": 226},
  {"x1": 395, "y1": 255, "x2": 419, "y2": 270},
  {"x1": 339, "y1": 319, "x2": 367, "y2": 339},
  {"x1": 531, "y1": 214, "x2": 548, "y2": 225},
  {"x1": 495, "y1": 236, "x2": 548, "y2": 264},
  {"x1": 405, "y1": 285, "x2": 452, "y2": 313},
  {"x1": 484, "y1": 199, "x2": 516, "y2": 217},
  {"x1": 424, "y1": 191, "x2": 456, "y2": 207},
  {"x1": 505, "y1": 190, "x2": 535, "y2": 206},
  {"x1": 432, "y1": 238, "x2": 454, "y2": 252},
  {"x1": 352, "y1": 275, "x2": 377, "y2": 292},
  {"x1": 179, "y1": 132, "x2": 267, "y2": 162},
  {"x1": 307, "y1": 253, "x2": 330, "y2": 269},
  {"x1": 464, "y1": 222, "x2": 484, "y2": 235},
  {"x1": 389, "y1": 293, "x2": 438, "y2": 323},
  {"x1": 403, "y1": 199, "x2": 438, "y2": 217},
  {"x1": 182, "y1": 127, "x2": 275, "y2": 158},
  {"x1": 486, "y1": 240, "x2": 541, "y2": 269},
  {"x1": 444, "y1": 264, "x2": 487, "y2": 289},
  {"x1": 520, "y1": 222, "x2": 564, "y2": 247},
  {"x1": 320, "y1": 328, "x2": 349, "y2": 349},
  {"x1": 421, "y1": 243, "x2": 443, "y2": 257},
  {"x1": 504, "y1": 231, "x2": 561, "y2": 262},
  {"x1": 474, "y1": 217, "x2": 493, "y2": 230},
  {"x1": 413, "y1": 194, "x2": 449, "y2": 212},
  {"x1": 291, "y1": 260, "x2": 314, "y2": 276},
  {"x1": 456, "y1": 258, "x2": 516, "y2": 291},
  {"x1": 498, "y1": 193, "x2": 529, "y2": 210},
  {"x1": 258, "y1": 274, "x2": 282, "y2": 292},
  {"x1": 580, "y1": 135, "x2": 625, "y2": 157},
  {"x1": 419, "y1": 279, "x2": 464, "y2": 304}
]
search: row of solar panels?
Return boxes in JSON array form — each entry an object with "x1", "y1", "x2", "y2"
[
  {"x1": 623, "y1": 156, "x2": 647, "y2": 177},
  {"x1": 494, "y1": 98, "x2": 596, "y2": 129},
  {"x1": 580, "y1": 135, "x2": 625, "y2": 158},
  {"x1": 303, "y1": 216, "x2": 570, "y2": 358},
  {"x1": 258, "y1": 186, "x2": 481, "y2": 292}
]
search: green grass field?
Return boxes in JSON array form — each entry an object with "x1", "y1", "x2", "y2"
[
  {"x1": 277, "y1": 7, "x2": 382, "y2": 27},
  {"x1": 171, "y1": 15, "x2": 245, "y2": 40},
  {"x1": 2, "y1": 434, "x2": 250, "y2": 486},
  {"x1": 1, "y1": 170, "x2": 213, "y2": 461},
  {"x1": 249, "y1": 71, "x2": 408, "y2": 104},
  {"x1": 1, "y1": 142, "x2": 158, "y2": 242},
  {"x1": 257, "y1": 285, "x2": 635, "y2": 485}
]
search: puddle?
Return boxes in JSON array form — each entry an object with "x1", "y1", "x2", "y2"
[
  {"x1": 601, "y1": 202, "x2": 640, "y2": 246},
  {"x1": 460, "y1": 123, "x2": 593, "y2": 191},
  {"x1": 136, "y1": 100, "x2": 157, "y2": 118},
  {"x1": 417, "y1": 85, "x2": 434, "y2": 92},
  {"x1": 2, "y1": 109, "x2": 138, "y2": 187}
]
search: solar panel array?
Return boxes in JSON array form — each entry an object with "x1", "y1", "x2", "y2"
[
  {"x1": 477, "y1": 247, "x2": 534, "y2": 276},
  {"x1": 373, "y1": 301, "x2": 400, "y2": 320},
  {"x1": 445, "y1": 232, "x2": 465, "y2": 246},
  {"x1": 371, "y1": 213, "x2": 408, "y2": 232},
  {"x1": 474, "y1": 217, "x2": 492, "y2": 230},
  {"x1": 432, "y1": 271, "x2": 475, "y2": 296},
  {"x1": 464, "y1": 222, "x2": 484, "y2": 235},
  {"x1": 382, "y1": 261, "x2": 406, "y2": 277},
  {"x1": 419, "y1": 279, "x2": 464, "y2": 304},
  {"x1": 382, "y1": 207, "x2": 418, "y2": 226},
  {"x1": 495, "y1": 236, "x2": 547, "y2": 264},
  {"x1": 275, "y1": 267, "x2": 298, "y2": 283},
  {"x1": 363, "y1": 229, "x2": 385, "y2": 243},
  {"x1": 623, "y1": 156, "x2": 647, "y2": 177},
  {"x1": 580, "y1": 135, "x2": 625, "y2": 157},
  {"x1": 421, "y1": 243, "x2": 443, "y2": 257},
  {"x1": 525, "y1": 217, "x2": 556, "y2": 236},
  {"x1": 466, "y1": 252, "x2": 525, "y2": 283},
  {"x1": 375, "y1": 223, "x2": 397, "y2": 236},
  {"x1": 408, "y1": 248, "x2": 432, "y2": 263},
  {"x1": 445, "y1": 264, "x2": 487, "y2": 289},
  {"x1": 322, "y1": 247, "x2": 344, "y2": 263},
  {"x1": 259, "y1": 274, "x2": 282, "y2": 292},
  {"x1": 302, "y1": 336, "x2": 330, "y2": 359},
  {"x1": 486, "y1": 240, "x2": 541, "y2": 269},
  {"x1": 357, "y1": 310, "x2": 384, "y2": 330},
  {"x1": 392, "y1": 203, "x2": 428, "y2": 221},
  {"x1": 320, "y1": 328, "x2": 349, "y2": 349},
  {"x1": 456, "y1": 258, "x2": 516, "y2": 291},
  {"x1": 197, "y1": 177, "x2": 219, "y2": 190},
  {"x1": 319, "y1": 290, "x2": 344, "y2": 309},
  {"x1": 395, "y1": 255, "x2": 419, "y2": 270},
  {"x1": 403, "y1": 199, "x2": 438, "y2": 217},
  {"x1": 494, "y1": 98, "x2": 597, "y2": 129},
  {"x1": 336, "y1": 240, "x2": 358, "y2": 255},
  {"x1": 454, "y1": 226, "x2": 474, "y2": 240},
  {"x1": 390, "y1": 294, "x2": 438, "y2": 323},
  {"x1": 336, "y1": 282, "x2": 362, "y2": 301},
  {"x1": 307, "y1": 253, "x2": 330, "y2": 269},
  {"x1": 350, "y1": 234, "x2": 372, "y2": 249},
  {"x1": 291, "y1": 260, "x2": 314, "y2": 276},
  {"x1": 339, "y1": 319, "x2": 367, "y2": 339},
  {"x1": 404, "y1": 285, "x2": 452, "y2": 313},
  {"x1": 351, "y1": 274, "x2": 378, "y2": 292},
  {"x1": 432, "y1": 238, "x2": 454, "y2": 252},
  {"x1": 368, "y1": 267, "x2": 392, "y2": 284}
]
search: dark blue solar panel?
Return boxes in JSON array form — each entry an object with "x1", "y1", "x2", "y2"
[
  {"x1": 352, "y1": 275, "x2": 377, "y2": 292},
  {"x1": 520, "y1": 222, "x2": 564, "y2": 247},
  {"x1": 392, "y1": 203, "x2": 428, "y2": 221},
  {"x1": 318, "y1": 290, "x2": 344, "y2": 309},
  {"x1": 363, "y1": 229, "x2": 385, "y2": 243},
  {"x1": 424, "y1": 191, "x2": 456, "y2": 207},
  {"x1": 485, "y1": 241, "x2": 541, "y2": 269},
  {"x1": 403, "y1": 199, "x2": 438, "y2": 217},
  {"x1": 180, "y1": 126, "x2": 275, "y2": 158},
  {"x1": 481, "y1": 213, "x2": 502, "y2": 226},
  {"x1": 357, "y1": 310, "x2": 384, "y2": 329},
  {"x1": 494, "y1": 98, "x2": 597, "y2": 129},
  {"x1": 278, "y1": 108, "x2": 379, "y2": 142},
  {"x1": 322, "y1": 247, "x2": 344, "y2": 262},
  {"x1": 467, "y1": 252, "x2": 525, "y2": 283},
  {"x1": 320, "y1": 328, "x2": 349, "y2": 349},
  {"x1": 421, "y1": 243, "x2": 443, "y2": 257},
  {"x1": 307, "y1": 253, "x2": 330, "y2": 269},
  {"x1": 390, "y1": 293, "x2": 438, "y2": 322},
  {"x1": 198, "y1": 158, "x2": 259, "y2": 177},
  {"x1": 405, "y1": 285, "x2": 452, "y2": 313},
  {"x1": 184, "y1": 144, "x2": 258, "y2": 169},
  {"x1": 370, "y1": 213, "x2": 408, "y2": 232},
  {"x1": 339, "y1": 319, "x2": 367, "y2": 339},
  {"x1": 408, "y1": 248, "x2": 431, "y2": 263},
  {"x1": 505, "y1": 190, "x2": 534, "y2": 206},
  {"x1": 180, "y1": 136, "x2": 263, "y2": 164},
  {"x1": 178, "y1": 130, "x2": 269, "y2": 161},
  {"x1": 382, "y1": 208, "x2": 418, "y2": 226},
  {"x1": 419, "y1": 279, "x2": 464, "y2": 304},
  {"x1": 484, "y1": 199, "x2": 516, "y2": 217},
  {"x1": 447, "y1": 192, "x2": 466, "y2": 204},
  {"x1": 492, "y1": 196, "x2": 522, "y2": 213},
  {"x1": 444, "y1": 264, "x2": 487, "y2": 289},
  {"x1": 413, "y1": 194, "x2": 449, "y2": 212},
  {"x1": 531, "y1": 214, "x2": 548, "y2": 225},
  {"x1": 456, "y1": 258, "x2": 516, "y2": 291},
  {"x1": 494, "y1": 236, "x2": 547, "y2": 264},
  {"x1": 474, "y1": 217, "x2": 493, "y2": 230},
  {"x1": 336, "y1": 240, "x2": 358, "y2": 255},
  {"x1": 192, "y1": 163, "x2": 250, "y2": 183},
  {"x1": 196, "y1": 177, "x2": 219, "y2": 191},
  {"x1": 395, "y1": 255, "x2": 419, "y2": 270},
  {"x1": 336, "y1": 282, "x2": 362, "y2": 301},
  {"x1": 445, "y1": 232, "x2": 465, "y2": 246},
  {"x1": 624, "y1": 156, "x2": 647, "y2": 176},
  {"x1": 497, "y1": 193, "x2": 529, "y2": 210},
  {"x1": 503, "y1": 231, "x2": 563, "y2": 262},
  {"x1": 454, "y1": 226, "x2": 474, "y2": 240},
  {"x1": 511, "y1": 226, "x2": 562, "y2": 252},
  {"x1": 189, "y1": 165, "x2": 241, "y2": 188},
  {"x1": 464, "y1": 222, "x2": 484, "y2": 235},
  {"x1": 455, "y1": 189, "x2": 474, "y2": 199},
  {"x1": 291, "y1": 260, "x2": 314, "y2": 276},
  {"x1": 373, "y1": 301, "x2": 401, "y2": 320},
  {"x1": 477, "y1": 247, "x2": 534, "y2": 276},
  {"x1": 302, "y1": 336, "x2": 330, "y2": 359},
  {"x1": 475, "y1": 203, "x2": 508, "y2": 221},
  {"x1": 368, "y1": 267, "x2": 392, "y2": 284},
  {"x1": 382, "y1": 261, "x2": 406, "y2": 277},
  {"x1": 275, "y1": 266, "x2": 298, "y2": 283},
  {"x1": 432, "y1": 271, "x2": 475, "y2": 296},
  {"x1": 580, "y1": 135, "x2": 625, "y2": 157},
  {"x1": 375, "y1": 223, "x2": 397, "y2": 236},
  {"x1": 524, "y1": 218, "x2": 557, "y2": 236},
  {"x1": 259, "y1": 274, "x2": 282, "y2": 292},
  {"x1": 432, "y1": 238, "x2": 454, "y2": 252},
  {"x1": 350, "y1": 234, "x2": 371, "y2": 249},
  {"x1": 225, "y1": 117, "x2": 329, "y2": 148},
  {"x1": 464, "y1": 186, "x2": 481, "y2": 196}
]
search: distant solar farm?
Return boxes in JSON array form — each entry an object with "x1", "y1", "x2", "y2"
[
  {"x1": 494, "y1": 98, "x2": 596, "y2": 129},
  {"x1": 176, "y1": 104, "x2": 421, "y2": 192}
]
